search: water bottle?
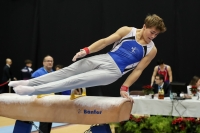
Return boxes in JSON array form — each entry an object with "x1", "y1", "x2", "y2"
[{"x1": 170, "y1": 90, "x2": 173, "y2": 100}]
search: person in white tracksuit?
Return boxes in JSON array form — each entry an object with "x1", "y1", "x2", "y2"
[{"x1": 9, "y1": 14, "x2": 166, "y2": 101}]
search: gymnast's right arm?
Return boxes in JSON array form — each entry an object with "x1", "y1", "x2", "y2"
[
  {"x1": 120, "y1": 47, "x2": 157, "y2": 100},
  {"x1": 72, "y1": 26, "x2": 132, "y2": 61}
]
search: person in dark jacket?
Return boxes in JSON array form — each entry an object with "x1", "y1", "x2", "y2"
[
  {"x1": 153, "y1": 74, "x2": 171, "y2": 97},
  {"x1": 21, "y1": 59, "x2": 33, "y2": 80},
  {"x1": 0, "y1": 58, "x2": 16, "y2": 93}
]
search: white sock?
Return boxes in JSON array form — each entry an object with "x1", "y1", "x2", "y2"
[
  {"x1": 8, "y1": 80, "x2": 29, "y2": 87},
  {"x1": 13, "y1": 85, "x2": 35, "y2": 95}
]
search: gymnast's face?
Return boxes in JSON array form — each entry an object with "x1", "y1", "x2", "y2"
[
  {"x1": 143, "y1": 25, "x2": 160, "y2": 43},
  {"x1": 43, "y1": 56, "x2": 54, "y2": 70}
]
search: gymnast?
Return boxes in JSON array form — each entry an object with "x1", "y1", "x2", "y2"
[{"x1": 9, "y1": 14, "x2": 166, "y2": 101}]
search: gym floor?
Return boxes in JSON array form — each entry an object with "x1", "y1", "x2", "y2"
[{"x1": 0, "y1": 116, "x2": 92, "y2": 133}]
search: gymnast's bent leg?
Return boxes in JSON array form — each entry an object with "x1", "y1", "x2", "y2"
[{"x1": 9, "y1": 54, "x2": 109, "y2": 87}]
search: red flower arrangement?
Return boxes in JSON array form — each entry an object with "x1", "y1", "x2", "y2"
[
  {"x1": 142, "y1": 85, "x2": 154, "y2": 95},
  {"x1": 172, "y1": 117, "x2": 197, "y2": 132},
  {"x1": 129, "y1": 114, "x2": 147, "y2": 123},
  {"x1": 118, "y1": 115, "x2": 200, "y2": 133},
  {"x1": 172, "y1": 117, "x2": 186, "y2": 131},
  {"x1": 190, "y1": 86, "x2": 197, "y2": 95},
  {"x1": 120, "y1": 114, "x2": 147, "y2": 126}
]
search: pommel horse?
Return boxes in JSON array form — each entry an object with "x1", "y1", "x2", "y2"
[{"x1": 0, "y1": 93, "x2": 132, "y2": 133}]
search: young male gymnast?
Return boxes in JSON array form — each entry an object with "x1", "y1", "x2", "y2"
[{"x1": 9, "y1": 14, "x2": 166, "y2": 101}]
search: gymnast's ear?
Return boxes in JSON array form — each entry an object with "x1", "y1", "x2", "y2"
[{"x1": 143, "y1": 24, "x2": 146, "y2": 29}]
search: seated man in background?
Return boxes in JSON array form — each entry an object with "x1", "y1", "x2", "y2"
[
  {"x1": 153, "y1": 74, "x2": 170, "y2": 97},
  {"x1": 151, "y1": 59, "x2": 172, "y2": 86}
]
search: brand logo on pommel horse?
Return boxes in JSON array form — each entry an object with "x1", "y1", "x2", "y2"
[
  {"x1": 77, "y1": 109, "x2": 102, "y2": 114},
  {"x1": 84, "y1": 109, "x2": 102, "y2": 114}
]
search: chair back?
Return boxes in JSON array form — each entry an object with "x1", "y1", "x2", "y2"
[{"x1": 129, "y1": 90, "x2": 144, "y2": 96}]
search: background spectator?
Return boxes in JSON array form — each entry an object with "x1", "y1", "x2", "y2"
[
  {"x1": 152, "y1": 74, "x2": 170, "y2": 97},
  {"x1": 55, "y1": 64, "x2": 63, "y2": 71},
  {"x1": 21, "y1": 59, "x2": 33, "y2": 80},
  {"x1": 32, "y1": 55, "x2": 54, "y2": 133},
  {"x1": 0, "y1": 58, "x2": 16, "y2": 93},
  {"x1": 187, "y1": 76, "x2": 200, "y2": 94},
  {"x1": 151, "y1": 59, "x2": 172, "y2": 86}
]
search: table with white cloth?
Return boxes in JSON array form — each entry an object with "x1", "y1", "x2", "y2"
[{"x1": 131, "y1": 96, "x2": 200, "y2": 117}]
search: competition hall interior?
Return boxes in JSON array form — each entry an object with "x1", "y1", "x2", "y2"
[{"x1": 0, "y1": 0, "x2": 200, "y2": 133}]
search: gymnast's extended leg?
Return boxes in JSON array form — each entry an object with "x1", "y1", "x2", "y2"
[
  {"x1": 14, "y1": 64, "x2": 122, "y2": 95},
  {"x1": 9, "y1": 54, "x2": 107, "y2": 87}
]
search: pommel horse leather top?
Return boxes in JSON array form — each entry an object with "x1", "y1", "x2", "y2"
[{"x1": 0, "y1": 93, "x2": 132, "y2": 124}]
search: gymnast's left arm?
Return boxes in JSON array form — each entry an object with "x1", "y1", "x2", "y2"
[
  {"x1": 120, "y1": 46, "x2": 157, "y2": 100},
  {"x1": 72, "y1": 26, "x2": 131, "y2": 61}
]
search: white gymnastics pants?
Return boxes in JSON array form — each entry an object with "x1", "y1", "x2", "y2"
[{"x1": 28, "y1": 54, "x2": 122, "y2": 95}]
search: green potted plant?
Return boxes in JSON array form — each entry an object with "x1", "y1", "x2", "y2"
[
  {"x1": 116, "y1": 114, "x2": 152, "y2": 133},
  {"x1": 194, "y1": 119, "x2": 200, "y2": 133},
  {"x1": 146, "y1": 116, "x2": 173, "y2": 133},
  {"x1": 115, "y1": 115, "x2": 200, "y2": 133}
]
